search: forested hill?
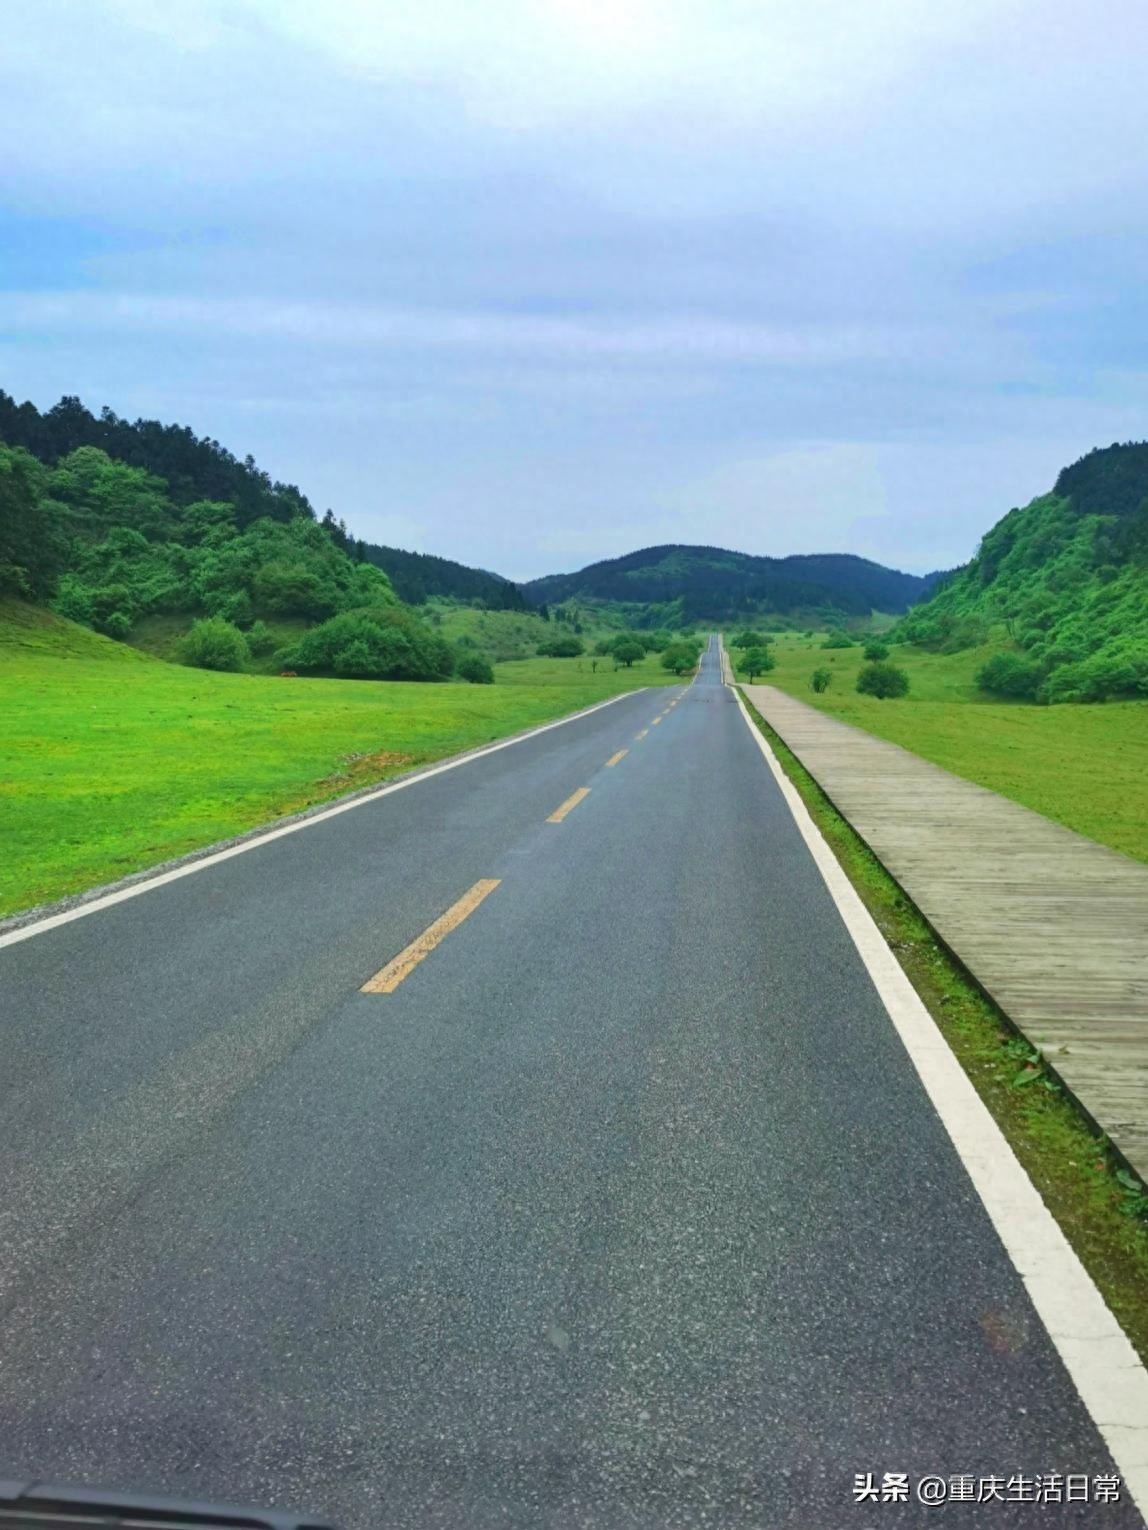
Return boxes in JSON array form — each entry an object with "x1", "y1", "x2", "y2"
[
  {"x1": 897, "y1": 441, "x2": 1148, "y2": 701},
  {"x1": 0, "y1": 390, "x2": 527, "y2": 611},
  {"x1": 0, "y1": 390, "x2": 312, "y2": 527},
  {"x1": 525, "y1": 545, "x2": 936, "y2": 625},
  {"x1": 361, "y1": 543, "x2": 527, "y2": 610}
]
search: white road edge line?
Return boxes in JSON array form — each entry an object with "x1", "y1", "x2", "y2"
[
  {"x1": 0, "y1": 689, "x2": 642, "y2": 951},
  {"x1": 733, "y1": 685, "x2": 1148, "y2": 1511}
]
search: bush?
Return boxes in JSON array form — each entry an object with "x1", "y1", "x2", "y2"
[
  {"x1": 976, "y1": 651, "x2": 1044, "y2": 700},
  {"x1": 740, "y1": 646, "x2": 776, "y2": 681},
  {"x1": 50, "y1": 574, "x2": 95, "y2": 627},
  {"x1": 856, "y1": 661, "x2": 909, "y2": 699},
  {"x1": 863, "y1": 640, "x2": 889, "y2": 661},
  {"x1": 1040, "y1": 653, "x2": 1148, "y2": 703},
  {"x1": 293, "y1": 606, "x2": 454, "y2": 681},
  {"x1": 247, "y1": 619, "x2": 275, "y2": 656},
  {"x1": 537, "y1": 635, "x2": 584, "y2": 658},
  {"x1": 456, "y1": 653, "x2": 495, "y2": 684},
  {"x1": 810, "y1": 667, "x2": 832, "y2": 693},
  {"x1": 822, "y1": 630, "x2": 854, "y2": 649},
  {"x1": 181, "y1": 617, "x2": 249, "y2": 671}
]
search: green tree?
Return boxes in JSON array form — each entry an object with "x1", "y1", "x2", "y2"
[
  {"x1": 863, "y1": 640, "x2": 889, "y2": 661},
  {"x1": 856, "y1": 661, "x2": 909, "y2": 699},
  {"x1": 613, "y1": 638, "x2": 645, "y2": 667},
  {"x1": 0, "y1": 446, "x2": 65, "y2": 598},
  {"x1": 661, "y1": 642, "x2": 698, "y2": 675},
  {"x1": 181, "y1": 618, "x2": 249, "y2": 671},
  {"x1": 810, "y1": 667, "x2": 832, "y2": 693},
  {"x1": 740, "y1": 646, "x2": 776, "y2": 681},
  {"x1": 822, "y1": 629, "x2": 854, "y2": 649},
  {"x1": 731, "y1": 627, "x2": 767, "y2": 649}
]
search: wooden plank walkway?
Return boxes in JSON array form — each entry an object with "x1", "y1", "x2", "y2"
[{"x1": 741, "y1": 682, "x2": 1148, "y2": 1182}]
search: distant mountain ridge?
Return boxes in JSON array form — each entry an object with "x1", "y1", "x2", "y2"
[
  {"x1": 524, "y1": 544, "x2": 938, "y2": 624},
  {"x1": 360, "y1": 543, "x2": 527, "y2": 610}
]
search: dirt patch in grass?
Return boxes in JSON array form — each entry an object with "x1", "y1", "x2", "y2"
[{"x1": 278, "y1": 749, "x2": 418, "y2": 813}]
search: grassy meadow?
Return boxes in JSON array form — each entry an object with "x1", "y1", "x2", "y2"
[
  {"x1": 739, "y1": 631, "x2": 1148, "y2": 864},
  {"x1": 1, "y1": 601, "x2": 677, "y2": 917}
]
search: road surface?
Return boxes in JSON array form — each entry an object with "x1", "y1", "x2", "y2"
[{"x1": 0, "y1": 639, "x2": 1138, "y2": 1527}]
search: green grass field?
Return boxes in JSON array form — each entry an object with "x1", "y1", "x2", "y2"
[
  {"x1": 738, "y1": 631, "x2": 1148, "y2": 864},
  {"x1": 1, "y1": 602, "x2": 678, "y2": 917}
]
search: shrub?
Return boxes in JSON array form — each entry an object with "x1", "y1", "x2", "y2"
[
  {"x1": 537, "y1": 635, "x2": 584, "y2": 658},
  {"x1": 51, "y1": 574, "x2": 95, "y2": 627},
  {"x1": 810, "y1": 667, "x2": 832, "y2": 693},
  {"x1": 976, "y1": 651, "x2": 1044, "y2": 700},
  {"x1": 856, "y1": 661, "x2": 909, "y2": 699},
  {"x1": 1041, "y1": 653, "x2": 1148, "y2": 703},
  {"x1": 863, "y1": 640, "x2": 889, "y2": 661},
  {"x1": 293, "y1": 606, "x2": 454, "y2": 681},
  {"x1": 247, "y1": 620, "x2": 275, "y2": 656},
  {"x1": 181, "y1": 617, "x2": 249, "y2": 671},
  {"x1": 101, "y1": 610, "x2": 133, "y2": 641},
  {"x1": 822, "y1": 630, "x2": 854, "y2": 649},
  {"x1": 457, "y1": 653, "x2": 495, "y2": 684},
  {"x1": 740, "y1": 646, "x2": 776, "y2": 681}
]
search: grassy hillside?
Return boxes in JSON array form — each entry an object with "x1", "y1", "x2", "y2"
[
  {"x1": 747, "y1": 631, "x2": 1148, "y2": 864},
  {"x1": 525, "y1": 544, "x2": 935, "y2": 626},
  {"x1": 896, "y1": 442, "x2": 1148, "y2": 702},
  {"x1": 0, "y1": 601, "x2": 678, "y2": 917}
]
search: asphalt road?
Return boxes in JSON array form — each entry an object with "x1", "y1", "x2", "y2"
[{"x1": 0, "y1": 639, "x2": 1138, "y2": 1528}]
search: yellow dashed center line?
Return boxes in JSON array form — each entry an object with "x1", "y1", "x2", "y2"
[
  {"x1": 361, "y1": 879, "x2": 501, "y2": 993},
  {"x1": 605, "y1": 749, "x2": 628, "y2": 767},
  {"x1": 547, "y1": 786, "x2": 591, "y2": 824},
  {"x1": 651, "y1": 716, "x2": 662, "y2": 726},
  {"x1": 635, "y1": 728, "x2": 648, "y2": 741}
]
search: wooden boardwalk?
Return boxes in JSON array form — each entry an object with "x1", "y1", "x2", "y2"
[{"x1": 741, "y1": 682, "x2": 1148, "y2": 1182}]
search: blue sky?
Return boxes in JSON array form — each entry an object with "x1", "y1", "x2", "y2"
[{"x1": 2, "y1": 0, "x2": 1147, "y2": 580}]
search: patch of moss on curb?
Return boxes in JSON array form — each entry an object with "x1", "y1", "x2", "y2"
[{"x1": 740, "y1": 691, "x2": 1148, "y2": 1364}]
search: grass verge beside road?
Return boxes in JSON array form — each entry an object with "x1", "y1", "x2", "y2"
[
  {"x1": 1, "y1": 601, "x2": 674, "y2": 918},
  {"x1": 739, "y1": 690, "x2": 1148, "y2": 1363},
  {"x1": 752, "y1": 633, "x2": 1148, "y2": 864}
]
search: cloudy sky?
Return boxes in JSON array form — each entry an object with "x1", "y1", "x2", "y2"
[{"x1": 3, "y1": 0, "x2": 1147, "y2": 579}]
